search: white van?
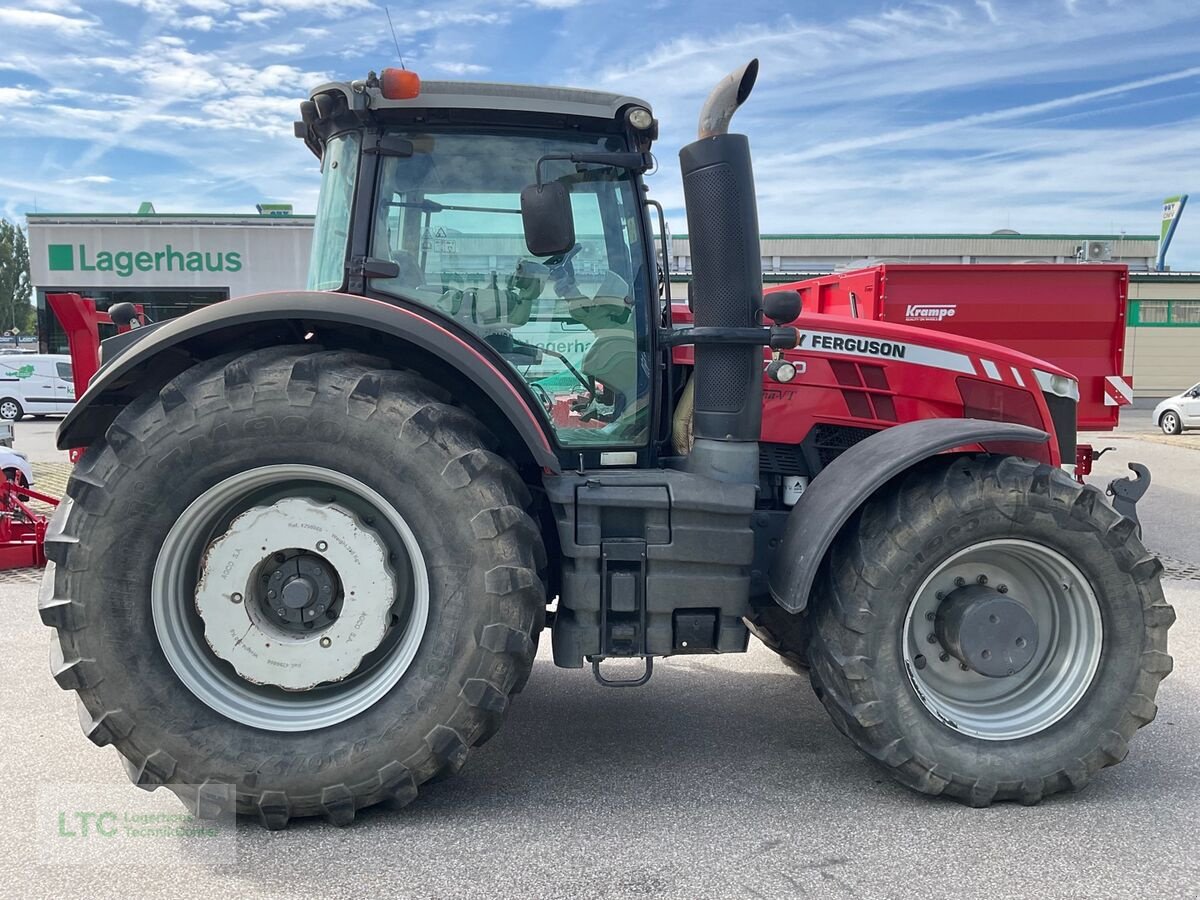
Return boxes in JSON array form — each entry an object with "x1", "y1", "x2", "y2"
[{"x1": 0, "y1": 354, "x2": 76, "y2": 420}]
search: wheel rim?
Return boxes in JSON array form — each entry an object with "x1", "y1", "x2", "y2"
[
  {"x1": 902, "y1": 539, "x2": 1102, "y2": 741},
  {"x1": 1163, "y1": 413, "x2": 1178, "y2": 433},
  {"x1": 152, "y1": 465, "x2": 430, "y2": 732},
  {"x1": 0, "y1": 401, "x2": 17, "y2": 419}
]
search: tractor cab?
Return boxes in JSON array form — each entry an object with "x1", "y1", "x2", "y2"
[{"x1": 296, "y1": 71, "x2": 661, "y2": 454}]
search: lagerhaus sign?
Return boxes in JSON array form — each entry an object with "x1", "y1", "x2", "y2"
[{"x1": 47, "y1": 243, "x2": 244, "y2": 279}]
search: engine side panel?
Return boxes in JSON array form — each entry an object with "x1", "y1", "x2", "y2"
[{"x1": 672, "y1": 307, "x2": 1068, "y2": 471}]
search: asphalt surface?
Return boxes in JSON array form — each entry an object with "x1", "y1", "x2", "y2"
[{"x1": 0, "y1": 422, "x2": 1197, "y2": 899}]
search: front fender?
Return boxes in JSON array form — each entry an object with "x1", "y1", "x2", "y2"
[
  {"x1": 57, "y1": 290, "x2": 560, "y2": 472},
  {"x1": 767, "y1": 418, "x2": 1048, "y2": 614}
]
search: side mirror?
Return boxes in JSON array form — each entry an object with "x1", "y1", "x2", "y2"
[
  {"x1": 763, "y1": 289, "x2": 802, "y2": 324},
  {"x1": 521, "y1": 182, "x2": 575, "y2": 257}
]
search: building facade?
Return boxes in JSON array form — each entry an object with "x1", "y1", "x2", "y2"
[
  {"x1": 670, "y1": 232, "x2": 1161, "y2": 275},
  {"x1": 24, "y1": 213, "x2": 1195, "y2": 394},
  {"x1": 27, "y1": 210, "x2": 313, "y2": 353}
]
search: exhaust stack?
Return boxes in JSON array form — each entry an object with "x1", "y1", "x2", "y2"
[{"x1": 679, "y1": 59, "x2": 763, "y2": 484}]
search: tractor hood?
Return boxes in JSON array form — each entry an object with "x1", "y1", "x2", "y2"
[{"x1": 671, "y1": 303, "x2": 1078, "y2": 398}]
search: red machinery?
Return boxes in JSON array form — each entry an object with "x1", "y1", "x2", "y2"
[
  {"x1": 771, "y1": 264, "x2": 1133, "y2": 477},
  {"x1": 0, "y1": 470, "x2": 59, "y2": 568},
  {"x1": 0, "y1": 292, "x2": 140, "y2": 570},
  {"x1": 47, "y1": 292, "x2": 143, "y2": 463}
]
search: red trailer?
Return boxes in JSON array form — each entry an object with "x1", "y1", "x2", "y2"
[{"x1": 775, "y1": 264, "x2": 1132, "y2": 432}]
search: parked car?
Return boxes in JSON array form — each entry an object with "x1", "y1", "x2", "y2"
[
  {"x1": 0, "y1": 354, "x2": 76, "y2": 420},
  {"x1": 0, "y1": 446, "x2": 33, "y2": 494},
  {"x1": 1153, "y1": 383, "x2": 1200, "y2": 434}
]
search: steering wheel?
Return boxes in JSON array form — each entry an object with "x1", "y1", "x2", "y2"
[{"x1": 529, "y1": 382, "x2": 554, "y2": 415}]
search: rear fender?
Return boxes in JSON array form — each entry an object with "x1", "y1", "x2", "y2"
[
  {"x1": 57, "y1": 290, "x2": 560, "y2": 472},
  {"x1": 767, "y1": 418, "x2": 1048, "y2": 614}
]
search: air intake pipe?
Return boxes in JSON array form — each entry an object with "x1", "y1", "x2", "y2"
[{"x1": 679, "y1": 59, "x2": 763, "y2": 484}]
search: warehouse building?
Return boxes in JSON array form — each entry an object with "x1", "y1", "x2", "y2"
[
  {"x1": 672, "y1": 232, "x2": 1162, "y2": 274},
  {"x1": 26, "y1": 206, "x2": 313, "y2": 354},
  {"x1": 1124, "y1": 272, "x2": 1200, "y2": 394},
  {"x1": 25, "y1": 211, "x2": 1196, "y2": 394}
]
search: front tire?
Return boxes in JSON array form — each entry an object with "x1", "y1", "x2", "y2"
[
  {"x1": 40, "y1": 347, "x2": 546, "y2": 828},
  {"x1": 807, "y1": 454, "x2": 1174, "y2": 806},
  {"x1": 1160, "y1": 410, "x2": 1182, "y2": 435}
]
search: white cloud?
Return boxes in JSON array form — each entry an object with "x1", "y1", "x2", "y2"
[
  {"x1": 60, "y1": 175, "x2": 116, "y2": 184},
  {"x1": 432, "y1": 61, "x2": 489, "y2": 76},
  {"x1": 181, "y1": 14, "x2": 216, "y2": 30},
  {"x1": 261, "y1": 42, "x2": 305, "y2": 55},
  {"x1": 26, "y1": 0, "x2": 84, "y2": 11},
  {"x1": 0, "y1": 86, "x2": 38, "y2": 104},
  {"x1": 238, "y1": 8, "x2": 282, "y2": 25},
  {"x1": 0, "y1": 7, "x2": 94, "y2": 34}
]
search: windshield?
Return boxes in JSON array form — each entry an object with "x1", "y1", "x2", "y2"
[
  {"x1": 307, "y1": 131, "x2": 361, "y2": 291},
  {"x1": 370, "y1": 130, "x2": 650, "y2": 449}
]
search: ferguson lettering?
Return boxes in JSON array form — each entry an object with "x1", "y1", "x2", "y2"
[{"x1": 808, "y1": 333, "x2": 907, "y2": 359}]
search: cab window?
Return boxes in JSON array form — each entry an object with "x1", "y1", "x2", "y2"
[{"x1": 369, "y1": 130, "x2": 648, "y2": 449}]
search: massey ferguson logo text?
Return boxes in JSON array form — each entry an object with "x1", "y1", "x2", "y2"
[
  {"x1": 804, "y1": 333, "x2": 907, "y2": 359},
  {"x1": 905, "y1": 304, "x2": 957, "y2": 322}
]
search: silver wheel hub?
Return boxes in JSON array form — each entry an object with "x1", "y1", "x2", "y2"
[
  {"x1": 153, "y1": 465, "x2": 430, "y2": 733},
  {"x1": 195, "y1": 497, "x2": 395, "y2": 690},
  {"x1": 903, "y1": 539, "x2": 1102, "y2": 741}
]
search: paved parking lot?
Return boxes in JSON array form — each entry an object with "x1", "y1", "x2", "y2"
[{"x1": 0, "y1": 421, "x2": 1196, "y2": 899}]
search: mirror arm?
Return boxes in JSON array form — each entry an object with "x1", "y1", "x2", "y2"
[
  {"x1": 535, "y1": 152, "x2": 652, "y2": 185},
  {"x1": 645, "y1": 198, "x2": 672, "y2": 325}
]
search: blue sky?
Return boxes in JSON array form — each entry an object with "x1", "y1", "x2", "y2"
[{"x1": 1, "y1": 0, "x2": 1198, "y2": 267}]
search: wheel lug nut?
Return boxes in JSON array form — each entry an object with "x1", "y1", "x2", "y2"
[
  {"x1": 267, "y1": 590, "x2": 276, "y2": 600},
  {"x1": 320, "y1": 636, "x2": 332, "y2": 648},
  {"x1": 976, "y1": 574, "x2": 988, "y2": 585},
  {"x1": 317, "y1": 541, "x2": 328, "y2": 552},
  {"x1": 925, "y1": 611, "x2": 935, "y2": 621},
  {"x1": 939, "y1": 652, "x2": 949, "y2": 662},
  {"x1": 997, "y1": 584, "x2": 1008, "y2": 593},
  {"x1": 935, "y1": 591, "x2": 945, "y2": 601},
  {"x1": 954, "y1": 577, "x2": 965, "y2": 587},
  {"x1": 960, "y1": 663, "x2": 969, "y2": 671},
  {"x1": 927, "y1": 633, "x2": 938, "y2": 644},
  {"x1": 277, "y1": 608, "x2": 286, "y2": 616},
  {"x1": 230, "y1": 592, "x2": 243, "y2": 604}
]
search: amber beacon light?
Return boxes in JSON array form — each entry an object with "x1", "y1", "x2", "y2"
[{"x1": 381, "y1": 68, "x2": 421, "y2": 99}]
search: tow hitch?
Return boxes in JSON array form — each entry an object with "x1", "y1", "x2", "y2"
[{"x1": 1107, "y1": 463, "x2": 1151, "y2": 537}]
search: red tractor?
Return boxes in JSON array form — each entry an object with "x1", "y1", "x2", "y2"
[{"x1": 41, "y1": 60, "x2": 1172, "y2": 828}]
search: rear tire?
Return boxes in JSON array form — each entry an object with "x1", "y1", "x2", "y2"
[
  {"x1": 40, "y1": 347, "x2": 546, "y2": 828},
  {"x1": 1160, "y1": 410, "x2": 1182, "y2": 435},
  {"x1": 807, "y1": 454, "x2": 1173, "y2": 806}
]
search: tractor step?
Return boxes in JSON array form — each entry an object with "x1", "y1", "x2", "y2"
[{"x1": 590, "y1": 656, "x2": 653, "y2": 688}]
